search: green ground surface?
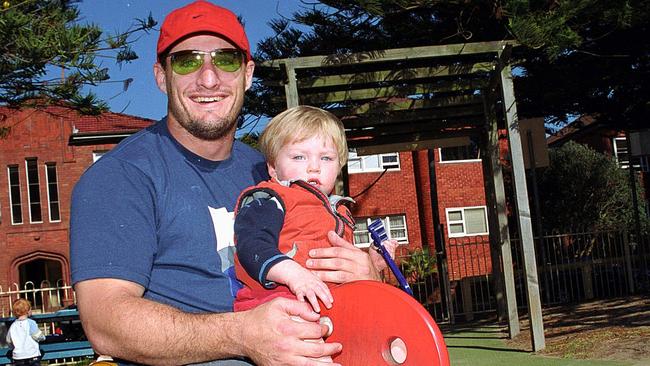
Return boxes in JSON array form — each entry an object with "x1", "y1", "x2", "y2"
[{"x1": 444, "y1": 325, "x2": 635, "y2": 366}]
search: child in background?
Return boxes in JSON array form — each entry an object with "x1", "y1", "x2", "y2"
[
  {"x1": 233, "y1": 105, "x2": 397, "y2": 313},
  {"x1": 6, "y1": 299, "x2": 45, "y2": 366}
]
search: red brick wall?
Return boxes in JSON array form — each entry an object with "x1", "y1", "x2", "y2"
[
  {"x1": 433, "y1": 148, "x2": 487, "y2": 237},
  {"x1": 0, "y1": 108, "x2": 140, "y2": 289},
  {"x1": 348, "y1": 152, "x2": 425, "y2": 249}
]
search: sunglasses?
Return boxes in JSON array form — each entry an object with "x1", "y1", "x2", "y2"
[{"x1": 168, "y1": 49, "x2": 244, "y2": 75}]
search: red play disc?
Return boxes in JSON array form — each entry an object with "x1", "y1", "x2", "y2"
[{"x1": 320, "y1": 280, "x2": 450, "y2": 365}]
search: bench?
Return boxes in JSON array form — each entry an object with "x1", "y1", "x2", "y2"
[{"x1": 1, "y1": 341, "x2": 94, "y2": 365}]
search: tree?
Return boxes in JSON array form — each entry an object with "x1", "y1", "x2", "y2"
[
  {"x1": 0, "y1": 0, "x2": 155, "y2": 114},
  {"x1": 250, "y1": 0, "x2": 649, "y2": 131},
  {"x1": 537, "y1": 141, "x2": 649, "y2": 232}
]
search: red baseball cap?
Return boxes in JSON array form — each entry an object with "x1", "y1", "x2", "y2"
[{"x1": 156, "y1": 1, "x2": 251, "y2": 61}]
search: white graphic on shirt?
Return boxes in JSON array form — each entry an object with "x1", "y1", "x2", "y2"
[
  {"x1": 208, "y1": 206, "x2": 242, "y2": 297},
  {"x1": 208, "y1": 206, "x2": 235, "y2": 270}
]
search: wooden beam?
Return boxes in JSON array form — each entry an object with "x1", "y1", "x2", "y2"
[
  {"x1": 500, "y1": 62, "x2": 545, "y2": 351},
  {"x1": 481, "y1": 94, "x2": 521, "y2": 338},
  {"x1": 286, "y1": 63, "x2": 496, "y2": 90},
  {"x1": 301, "y1": 79, "x2": 487, "y2": 104},
  {"x1": 356, "y1": 136, "x2": 471, "y2": 155},
  {"x1": 261, "y1": 40, "x2": 517, "y2": 69},
  {"x1": 345, "y1": 117, "x2": 484, "y2": 140},
  {"x1": 341, "y1": 104, "x2": 484, "y2": 129},
  {"x1": 282, "y1": 62, "x2": 299, "y2": 108},
  {"x1": 347, "y1": 127, "x2": 477, "y2": 149},
  {"x1": 330, "y1": 95, "x2": 483, "y2": 116}
]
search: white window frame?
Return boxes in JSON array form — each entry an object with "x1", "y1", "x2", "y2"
[
  {"x1": 353, "y1": 214, "x2": 409, "y2": 248},
  {"x1": 612, "y1": 136, "x2": 642, "y2": 170},
  {"x1": 347, "y1": 151, "x2": 400, "y2": 173},
  {"x1": 445, "y1": 206, "x2": 489, "y2": 237},
  {"x1": 25, "y1": 158, "x2": 43, "y2": 224},
  {"x1": 613, "y1": 137, "x2": 629, "y2": 169},
  {"x1": 438, "y1": 141, "x2": 481, "y2": 164},
  {"x1": 7, "y1": 165, "x2": 23, "y2": 225},
  {"x1": 45, "y1": 163, "x2": 61, "y2": 223}
]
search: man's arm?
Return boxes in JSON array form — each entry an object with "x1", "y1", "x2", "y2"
[{"x1": 76, "y1": 278, "x2": 342, "y2": 366}]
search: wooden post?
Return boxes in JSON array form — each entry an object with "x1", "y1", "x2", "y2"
[
  {"x1": 282, "y1": 61, "x2": 300, "y2": 108},
  {"x1": 500, "y1": 63, "x2": 545, "y2": 351},
  {"x1": 481, "y1": 96, "x2": 520, "y2": 337}
]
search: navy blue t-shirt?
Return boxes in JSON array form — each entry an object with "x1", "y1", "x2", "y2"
[{"x1": 70, "y1": 119, "x2": 268, "y2": 313}]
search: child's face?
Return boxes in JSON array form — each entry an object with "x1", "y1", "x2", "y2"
[{"x1": 269, "y1": 134, "x2": 341, "y2": 195}]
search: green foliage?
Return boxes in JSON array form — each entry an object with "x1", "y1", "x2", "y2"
[
  {"x1": 237, "y1": 132, "x2": 260, "y2": 150},
  {"x1": 0, "y1": 0, "x2": 156, "y2": 113},
  {"x1": 251, "y1": 0, "x2": 649, "y2": 130},
  {"x1": 538, "y1": 141, "x2": 649, "y2": 232},
  {"x1": 400, "y1": 246, "x2": 437, "y2": 283}
]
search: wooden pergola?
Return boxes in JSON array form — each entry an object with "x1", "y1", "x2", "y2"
[{"x1": 260, "y1": 40, "x2": 546, "y2": 351}]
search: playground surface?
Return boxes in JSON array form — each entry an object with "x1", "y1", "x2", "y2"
[{"x1": 446, "y1": 296, "x2": 650, "y2": 366}]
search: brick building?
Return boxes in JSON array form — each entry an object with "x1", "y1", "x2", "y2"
[
  {"x1": 0, "y1": 105, "x2": 153, "y2": 304},
  {"x1": 345, "y1": 143, "x2": 496, "y2": 319}
]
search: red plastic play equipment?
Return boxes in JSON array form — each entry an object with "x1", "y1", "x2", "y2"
[{"x1": 320, "y1": 280, "x2": 450, "y2": 365}]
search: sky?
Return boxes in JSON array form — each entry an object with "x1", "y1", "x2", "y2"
[{"x1": 75, "y1": 1, "x2": 304, "y2": 129}]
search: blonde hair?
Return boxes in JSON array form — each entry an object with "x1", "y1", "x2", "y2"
[
  {"x1": 12, "y1": 299, "x2": 32, "y2": 317},
  {"x1": 260, "y1": 105, "x2": 348, "y2": 167}
]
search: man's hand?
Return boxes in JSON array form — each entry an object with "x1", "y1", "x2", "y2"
[
  {"x1": 306, "y1": 231, "x2": 381, "y2": 283},
  {"x1": 240, "y1": 298, "x2": 342, "y2": 366},
  {"x1": 371, "y1": 239, "x2": 399, "y2": 272}
]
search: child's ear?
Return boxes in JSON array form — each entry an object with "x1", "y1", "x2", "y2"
[{"x1": 267, "y1": 162, "x2": 278, "y2": 180}]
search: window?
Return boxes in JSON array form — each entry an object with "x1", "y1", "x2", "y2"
[
  {"x1": 353, "y1": 215, "x2": 408, "y2": 247},
  {"x1": 45, "y1": 163, "x2": 61, "y2": 222},
  {"x1": 612, "y1": 136, "x2": 641, "y2": 170},
  {"x1": 446, "y1": 206, "x2": 488, "y2": 237},
  {"x1": 93, "y1": 150, "x2": 108, "y2": 162},
  {"x1": 25, "y1": 158, "x2": 42, "y2": 223},
  {"x1": 8, "y1": 165, "x2": 23, "y2": 224},
  {"x1": 348, "y1": 151, "x2": 400, "y2": 173},
  {"x1": 439, "y1": 139, "x2": 480, "y2": 163}
]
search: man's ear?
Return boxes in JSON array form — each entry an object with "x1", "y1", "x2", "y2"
[
  {"x1": 153, "y1": 63, "x2": 168, "y2": 94},
  {"x1": 244, "y1": 60, "x2": 255, "y2": 91}
]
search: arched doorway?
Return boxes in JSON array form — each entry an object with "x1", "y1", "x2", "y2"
[
  {"x1": 13, "y1": 254, "x2": 69, "y2": 312},
  {"x1": 19, "y1": 258, "x2": 63, "y2": 289}
]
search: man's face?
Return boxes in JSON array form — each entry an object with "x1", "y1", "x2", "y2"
[
  {"x1": 154, "y1": 35, "x2": 254, "y2": 141},
  {"x1": 268, "y1": 134, "x2": 341, "y2": 195}
]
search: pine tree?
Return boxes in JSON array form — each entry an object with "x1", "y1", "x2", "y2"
[
  {"x1": 0, "y1": 0, "x2": 155, "y2": 114},
  {"x1": 250, "y1": 0, "x2": 649, "y2": 130}
]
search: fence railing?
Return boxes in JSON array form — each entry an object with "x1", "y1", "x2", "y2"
[
  {"x1": 0, "y1": 280, "x2": 75, "y2": 317},
  {"x1": 395, "y1": 229, "x2": 650, "y2": 323}
]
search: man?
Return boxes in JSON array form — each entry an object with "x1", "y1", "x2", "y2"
[{"x1": 70, "y1": 1, "x2": 383, "y2": 365}]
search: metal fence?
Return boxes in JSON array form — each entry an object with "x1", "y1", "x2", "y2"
[
  {"x1": 0, "y1": 280, "x2": 75, "y2": 317},
  {"x1": 511, "y1": 230, "x2": 650, "y2": 307},
  {"x1": 396, "y1": 229, "x2": 650, "y2": 323}
]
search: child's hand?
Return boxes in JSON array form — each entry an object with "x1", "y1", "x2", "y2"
[
  {"x1": 370, "y1": 239, "x2": 399, "y2": 271},
  {"x1": 266, "y1": 259, "x2": 333, "y2": 312},
  {"x1": 286, "y1": 269, "x2": 333, "y2": 313}
]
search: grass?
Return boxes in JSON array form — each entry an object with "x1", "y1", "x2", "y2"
[{"x1": 444, "y1": 325, "x2": 635, "y2": 366}]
